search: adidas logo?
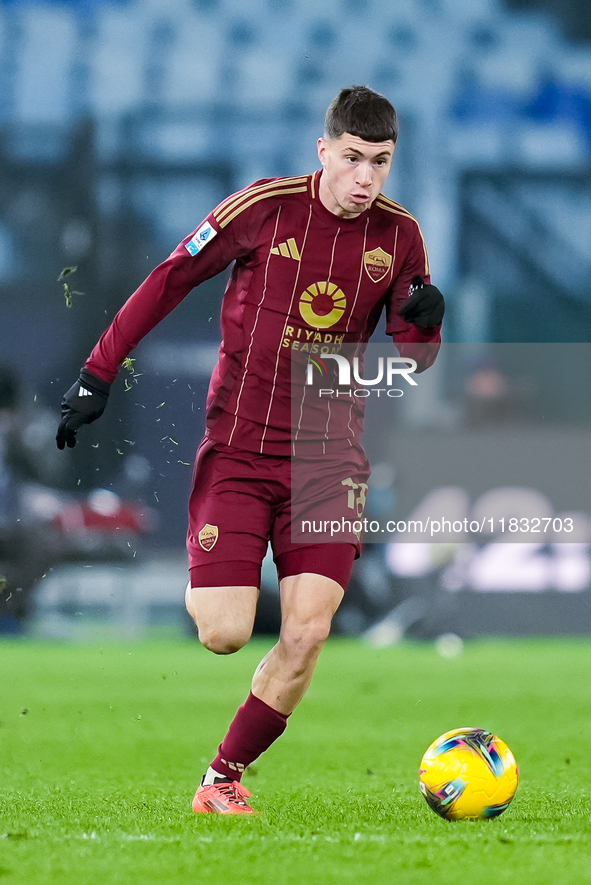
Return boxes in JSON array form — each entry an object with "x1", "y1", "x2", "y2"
[
  {"x1": 78, "y1": 387, "x2": 93, "y2": 397},
  {"x1": 270, "y1": 238, "x2": 300, "y2": 260}
]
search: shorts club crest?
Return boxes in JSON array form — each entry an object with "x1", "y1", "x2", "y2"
[{"x1": 198, "y1": 524, "x2": 219, "y2": 551}]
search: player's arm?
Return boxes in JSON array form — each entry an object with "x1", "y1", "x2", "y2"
[
  {"x1": 56, "y1": 213, "x2": 247, "y2": 449},
  {"x1": 386, "y1": 227, "x2": 443, "y2": 373},
  {"x1": 399, "y1": 275, "x2": 445, "y2": 329}
]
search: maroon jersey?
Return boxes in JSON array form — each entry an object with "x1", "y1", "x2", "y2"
[{"x1": 86, "y1": 171, "x2": 441, "y2": 455}]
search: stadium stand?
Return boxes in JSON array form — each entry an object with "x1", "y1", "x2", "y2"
[{"x1": 0, "y1": 0, "x2": 589, "y2": 300}]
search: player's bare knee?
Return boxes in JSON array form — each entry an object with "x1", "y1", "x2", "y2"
[
  {"x1": 185, "y1": 584, "x2": 257, "y2": 653},
  {"x1": 280, "y1": 616, "x2": 332, "y2": 661},
  {"x1": 198, "y1": 625, "x2": 250, "y2": 655}
]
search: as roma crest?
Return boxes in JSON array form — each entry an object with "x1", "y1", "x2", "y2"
[
  {"x1": 364, "y1": 247, "x2": 392, "y2": 283},
  {"x1": 198, "y1": 524, "x2": 218, "y2": 552}
]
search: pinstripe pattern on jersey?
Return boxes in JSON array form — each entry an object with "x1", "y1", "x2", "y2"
[
  {"x1": 292, "y1": 225, "x2": 342, "y2": 446},
  {"x1": 213, "y1": 177, "x2": 309, "y2": 228},
  {"x1": 342, "y1": 217, "x2": 371, "y2": 440},
  {"x1": 227, "y1": 206, "x2": 284, "y2": 447},
  {"x1": 344, "y1": 216, "x2": 370, "y2": 336},
  {"x1": 375, "y1": 195, "x2": 430, "y2": 276},
  {"x1": 321, "y1": 240, "x2": 348, "y2": 445},
  {"x1": 260, "y1": 203, "x2": 314, "y2": 454},
  {"x1": 327, "y1": 227, "x2": 340, "y2": 281},
  {"x1": 390, "y1": 224, "x2": 399, "y2": 286}
]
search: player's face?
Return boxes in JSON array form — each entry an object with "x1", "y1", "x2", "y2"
[{"x1": 317, "y1": 133, "x2": 395, "y2": 218}]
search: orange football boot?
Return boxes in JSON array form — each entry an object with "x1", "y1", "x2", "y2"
[{"x1": 192, "y1": 780, "x2": 258, "y2": 815}]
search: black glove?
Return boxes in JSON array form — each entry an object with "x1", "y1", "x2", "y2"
[
  {"x1": 399, "y1": 276, "x2": 445, "y2": 328},
  {"x1": 56, "y1": 368, "x2": 111, "y2": 450}
]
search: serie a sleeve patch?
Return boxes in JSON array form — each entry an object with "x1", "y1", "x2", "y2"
[{"x1": 185, "y1": 221, "x2": 218, "y2": 256}]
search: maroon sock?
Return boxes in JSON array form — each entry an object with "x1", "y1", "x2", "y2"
[{"x1": 210, "y1": 692, "x2": 289, "y2": 781}]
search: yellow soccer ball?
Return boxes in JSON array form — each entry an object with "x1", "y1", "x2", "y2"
[{"x1": 419, "y1": 728, "x2": 519, "y2": 820}]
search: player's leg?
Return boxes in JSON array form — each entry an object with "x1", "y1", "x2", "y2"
[
  {"x1": 250, "y1": 570, "x2": 345, "y2": 714},
  {"x1": 185, "y1": 438, "x2": 271, "y2": 655},
  {"x1": 187, "y1": 582, "x2": 264, "y2": 815},
  {"x1": 193, "y1": 545, "x2": 355, "y2": 815},
  {"x1": 190, "y1": 445, "x2": 361, "y2": 813},
  {"x1": 185, "y1": 582, "x2": 258, "y2": 655},
  {"x1": 248, "y1": 441, "x2": 369, "y2": 713},
  {"x1": 186, "y1": 439, "x2": 279, "y2": 812},
  {"x1": 187, "y1": 574, "x2": 267, "y2": 814}
]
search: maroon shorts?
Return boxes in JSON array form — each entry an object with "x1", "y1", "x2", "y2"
[{"x1": 187, "y1": 436, "x2": 370, "y2": 590}]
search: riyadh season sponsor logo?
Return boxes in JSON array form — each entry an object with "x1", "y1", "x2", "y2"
[
  {"x1": 185, "y1": 221, "x2": 217, "y2": 256},
  {"x1": 305, "y1": 353, "x2": 418, "y2": 398}
]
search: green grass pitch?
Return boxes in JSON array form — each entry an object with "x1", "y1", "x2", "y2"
[{"x1": 2, "y1": 636, "x2": 591, "y2": 884}]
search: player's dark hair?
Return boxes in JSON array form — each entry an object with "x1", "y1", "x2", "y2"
[{"x1": 324, "y1": 86, "x2": 398, "y2": 144}]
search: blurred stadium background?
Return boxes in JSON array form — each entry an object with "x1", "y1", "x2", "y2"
[{"x1": 1, "y1": 0, "x2": 591, "y2": 641}]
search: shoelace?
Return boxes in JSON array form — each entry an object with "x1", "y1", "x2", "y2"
[{"x1": 214, "y1": 782, "x2": 249, "y2": 805}]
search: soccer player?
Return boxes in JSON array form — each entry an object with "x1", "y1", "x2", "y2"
[{"x1": 56, "y1": 86, "x2": 444, "y2": 814}]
